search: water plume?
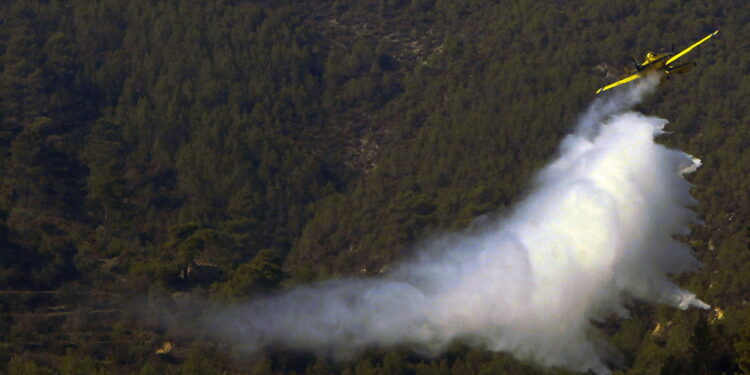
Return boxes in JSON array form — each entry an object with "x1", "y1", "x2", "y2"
[{"x1": 205, "y1": 77, "x2": 707, "y2": 374}]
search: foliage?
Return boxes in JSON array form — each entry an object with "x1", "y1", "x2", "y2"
[{"x1": 0, "y1": 0, "x2": 748, "y2": 374}]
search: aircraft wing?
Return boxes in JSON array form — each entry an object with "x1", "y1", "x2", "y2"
[
  {"x1": 595, "y1": 73, "x2": 642, "y2": 94},
  {"x1": 665, "y1": 30, "x2": 719, "y2": 65}
]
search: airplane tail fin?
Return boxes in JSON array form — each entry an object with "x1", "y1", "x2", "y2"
[{"x1": 666, "y1": 61, "x2": 696, "y2": 75}]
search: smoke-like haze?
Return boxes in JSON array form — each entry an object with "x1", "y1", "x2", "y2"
[{"x1": 205, "y1": 76, "x2": 708, "y2": 374}]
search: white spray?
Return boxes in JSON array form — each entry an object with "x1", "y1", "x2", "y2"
[{"x1": 206, "y1": 76, "x2": 708, "y2": 374}]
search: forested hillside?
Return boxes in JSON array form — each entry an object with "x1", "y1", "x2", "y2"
[{"x1": 1, "y1": 0, "x2": 748, "y2": 374}]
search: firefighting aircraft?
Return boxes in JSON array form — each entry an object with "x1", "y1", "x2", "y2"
[{"x1": 595, "y1": 30, "x2": 719, "y2": 94}]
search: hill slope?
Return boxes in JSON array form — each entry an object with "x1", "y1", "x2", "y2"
[{"x1": 0, "y1": 0, "x2": 748, "y2": 373}]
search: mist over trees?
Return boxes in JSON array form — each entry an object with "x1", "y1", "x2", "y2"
[{"x1": 0, "y1": 0, "x2": 748, "y2": 373}]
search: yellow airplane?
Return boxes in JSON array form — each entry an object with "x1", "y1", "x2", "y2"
[{"x1": 595, "y1": 30, "x2": 719, "y2": 94}]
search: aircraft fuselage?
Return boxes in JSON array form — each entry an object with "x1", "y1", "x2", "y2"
[
  {"x1": 626, "y1": 51, "x2": 695, "y2": 77},
  {"x1": 640, "y1": 52, "x2": 670, "y2": 72}
]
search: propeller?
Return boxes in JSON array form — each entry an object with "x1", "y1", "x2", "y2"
[{"x1": 631, "y1": 57, "x2": 642, "y2": 71}]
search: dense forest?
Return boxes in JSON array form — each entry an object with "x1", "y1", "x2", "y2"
[{"x1": 1, "y1": 0, "x2": 749, "y2": 373}]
